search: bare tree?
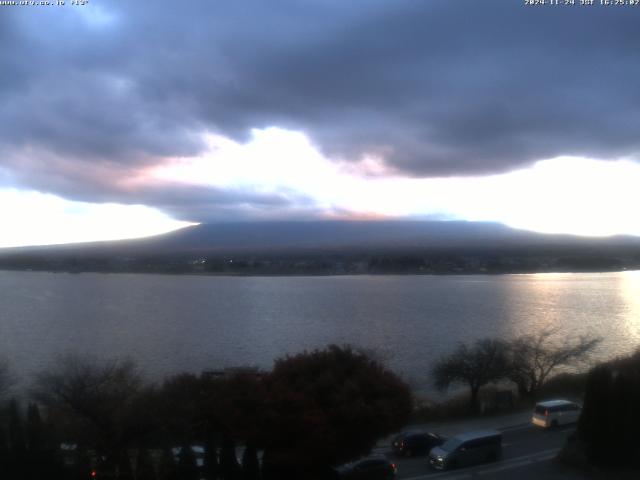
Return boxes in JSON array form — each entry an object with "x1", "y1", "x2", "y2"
[
  {"x1": 432, "y1": 339, "x2": 509, "y2": 412},
  {"x1": 31, "y1": 355, "x2": 155, "y2": 474},
  {"x1": 506, "y1": 329, "x2": 601, "y2": 399}
]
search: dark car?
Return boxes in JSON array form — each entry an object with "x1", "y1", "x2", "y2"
[
  {"x1": 334, "y1": 456, "x2": 397, "y2": 480},
  {"x1": 391, "y1": 431, "x2": 444, "y2": 457},
  {"x1": 429, "y1": 430, "x2": 502, "y2": 470}
]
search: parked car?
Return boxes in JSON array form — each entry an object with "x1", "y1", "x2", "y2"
[
  {"x1": 428, "y1": 430, "x2": 502, "y2": 470},
  {"x1": 391, "y1": 431, "x2": 444, "y2": 457},
  {"x1": 532, "y1": 399, "x2": 581, "y2": 428},
  {"x1": 334, "y1": 456, "x2": 398, "y2": 480}
]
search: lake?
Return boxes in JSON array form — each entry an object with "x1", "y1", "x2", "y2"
[{"x1": 1, "y1": 270, "x2": 639, "y2": 394}]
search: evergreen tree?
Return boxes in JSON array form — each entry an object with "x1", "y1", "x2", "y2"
[
  {"x1": 218, "y1": 432, "x2": 240, "y2": 479},
  {"x1": 202, "y1": 434, "x2": 219, "y2": 480},
  {"x1": 8, "y1": 399, "x2": 25, "y2": 457},
  {"x1": 135, "y1": 448, "x2": 157, "y2": 480},
  {"x1": 24, "y1": 403, "x2": 61, "y2": 480},
  {"x1": 241, "y1": 444, "x2": 260, "y2": 480},
  {"x1": 5, "y1": 399, "x2": 26, "y2": 480},
  {"x1": 177, "y1": 444, "x2": 199, "y2": 480},
  {"x1": 0, "y1": 427, "x2": 9, "y2": 479},
  {"x1": 611, "y1": 372, "x2": 634, "y2": 461},
  {"x1": 26, "y1": 403, "x2": 45, "y2": 454},
  {"x1": 578, "y1": 350, "x2": 640, "y2": 467},
  {"x1": 117, "y1": 450, "x2": 134, "y2": 480},
  {"x1": 158, "y1": 448, "x2": 179, "y2": 480},
  {"x1": 73, "y1": 446, "x2": 92, "y2": 480}
]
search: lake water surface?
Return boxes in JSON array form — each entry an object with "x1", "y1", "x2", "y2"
[{"x1": 1, "y1": 270, "x2": 639, "y2": 393}]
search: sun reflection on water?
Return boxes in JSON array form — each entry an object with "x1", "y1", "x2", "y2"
[{"x1": 620, "y1": 270, "x2": 640, "y2": 347}]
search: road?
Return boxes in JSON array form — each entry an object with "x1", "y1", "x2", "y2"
[{"x1": 377, "y1": 423, "x2": 586, "y2": 479}]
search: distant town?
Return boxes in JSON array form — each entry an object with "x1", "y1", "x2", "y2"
[
  {"x1": 1, "y1": 248, "x2": 638, "y2": 276},
  {"x1": 2, "y1": 222, "x2": 640, "y2": 275}
]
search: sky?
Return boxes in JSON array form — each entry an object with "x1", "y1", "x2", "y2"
[{"x1": 2, "y1": 0, "x2": 640, "y2": 247}]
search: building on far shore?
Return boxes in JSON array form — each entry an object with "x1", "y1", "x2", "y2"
[{"x1": 201, "y1": 366, "x2": 265, "y2": 380}]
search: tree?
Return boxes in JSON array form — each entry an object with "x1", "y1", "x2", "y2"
[
  {"x1": 201, "y1": 433, "x2": 219, "y2": 480},
  {"x1": 157, "y1": 448, "x2": 179, "y2": 480},
  {"x1": 241, "y1": 444, "x2": 260, "y2": 480},
  {"x1": 135, "y1": 448, "x2": 157, "y2": 480},
  {"x1": 577, "y1": 349, "x2": 640, "y2": 467},
  {"x1": 6, "y1": 398, "x2": 27, "y2": 479},
  {"x1": 31, "y1": 356, "x2": 155, "y2": 476},
  {"x1": 176, "y1": 445, "x2": 198, "y2": 480},
  {"x1": 0, "y1": 427, "x2": 8, "y2": 479},
  {"x1": 73, "y1": 446, "x2": 92, "y2": 480},
  {"x1": 432, "y1": 339, "x2": 509, "y2": 412},
  {"x1": 260, "y1": 345, "x2": 412, "y2": 480},
  {"x1": 218, "y1": 432, "x2": 240, "y2": 480},
  {"x1": 26, "y1": 403, "x2": 45, "y2": 454},
  {"x1": 156, "y1": 373, "x2": 206, "y2": 444},
  {"x1": 7, "y1": 399, "x2": 25, "y2": 458},
  {"x1": 117, "y1": 451, "x2": 134, "y2": 480},
  {"x1": 212, "y1": 373, "x2": 266, "y2": 480},
  {"x1": 25, "y1": 403, "x2": 58, "y2": 480},
  {"x1": 506, "y1": 329, "x2": 600, "y2": 399}
]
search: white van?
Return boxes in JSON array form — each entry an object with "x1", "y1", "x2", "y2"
[{"x1": 531, "y1": 399, "x2": 581, "y2": 428}]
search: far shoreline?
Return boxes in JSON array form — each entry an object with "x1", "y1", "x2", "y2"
[{"x1": 1, "y1": 267, "x2": 638, "y2": 279}]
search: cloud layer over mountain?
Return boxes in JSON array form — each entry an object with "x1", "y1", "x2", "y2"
[{"x1": 1, "y1": 0, "x2": 639, "y2": 227}]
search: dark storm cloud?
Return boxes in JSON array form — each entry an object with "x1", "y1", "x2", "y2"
[
  {"x1": 3, "y1": 148, "x2": 311, "y2": 222},
  {"x1": 106, "y1": 184, "x2": 317, "y2": 224},
  {"x1": 1, "y1": 0, "x2": 639, "y2": 219}
]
